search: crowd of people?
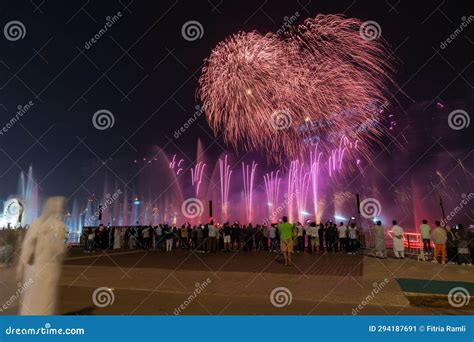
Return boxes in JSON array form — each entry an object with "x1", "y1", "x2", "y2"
[
  {"x1": 2, "y1": 217, "x2": 473, "y2": 268},
  {"x1": 81, "y1": 217, "x2": 474, "y2": 266},
  {"x1": 420, "y1": 220, "x2": 472, "y2": 265},
  {"x1": 0, "y1": 226, "x2": 27, "y2": 268},
  {"x1": 83, "y1": 219, "x2": 360, "y2": 252},
  {"x1": 369, "y1": 219, "x2": 472, "y2": 265}
]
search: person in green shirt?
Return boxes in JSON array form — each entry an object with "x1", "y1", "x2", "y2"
[{"x1": 278, "y1": 216, "x2": 294, "y2": 266}]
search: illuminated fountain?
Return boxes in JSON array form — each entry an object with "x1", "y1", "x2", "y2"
[
  {"x1": 218, "y1": 155, "x2": 232, "y2": 222},
  {"x1": 242, "y1": 161, "x2": 257, "y2": 223},
  {"x1": 19, "y1": 165, "x2": 40, "y2": 225},
  {"x1": 263, "y1": 171, "x2": 281, "y2": 219}
]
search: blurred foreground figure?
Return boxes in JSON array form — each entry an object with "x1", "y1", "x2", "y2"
[{"x1": 16, "y1": 197, "x2": 67, "y2": 315}]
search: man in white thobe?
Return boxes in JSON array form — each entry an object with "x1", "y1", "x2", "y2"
[
  {"x1": 391, "y1": 220, "x2": 405, "y2": 259},
  {"x1": 374, "y1": 221, "x2": 386, "y2": 258},
  {"x1": 16, "y1": 197, "x2": 67, "y2": 315},
  {"x1": 113, "y1": 227, "x2": 122, "y2": 249}
]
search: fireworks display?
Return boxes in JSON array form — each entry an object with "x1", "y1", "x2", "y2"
[
  {"x1": 199, "y1": 14, "x2": 394, "y2": 163},
  {"x1": 198, "y1": 31, "x2": 305, "y2": 157}
]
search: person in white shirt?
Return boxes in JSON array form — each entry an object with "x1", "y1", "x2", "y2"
[
  {"x1": 113, "y1": 227, "x2": 121, "y2": 249},
  {"x1": 420, "y1": 219, "x2": 432, "y2": 254},
  {"x1": 337, "y1": 222, "x2": 347, "y2": 252},
  {"x1": 85, "y1": 228, "x2": 95, "y2": 252},
  {"x1": 208, "y1": 221, "x2": 217, "y2": 253},
  {"x1": 373, "y1": 221, "x2": 386, "y2": 258},
  {"x1": 308, "y1": 222, "x2": 319, "y2": 254},
  {"x1": 391, "y1": 220, "x2": 405, "y2": 259},
  {"x1": 347, "y1": 223, "x2": 358, "y2": 255}
]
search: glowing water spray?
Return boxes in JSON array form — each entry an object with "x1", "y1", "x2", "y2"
[
  {"x1": 242, "y1": 161, "x2": 258, "y2": 223},
  {"x1": 219, "y1": 155, "x2": 232, "y2": 221},
  {"x1": 310, "y1": 147, "x2": 323, "y2": 222},
  {"x1": 191, "y1": 161, "x2": 206, "y2": 197},
  {"x1": 264, "y1": 170, "x2": 281, "y2": 217}
]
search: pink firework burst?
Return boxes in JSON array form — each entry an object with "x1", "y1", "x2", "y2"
[
  {"x1": 199, "y1": 14, "x2": 394, "y2": 164},
  {"x1": 199, "y1": 31, "x2": 309, "y2": 160}
]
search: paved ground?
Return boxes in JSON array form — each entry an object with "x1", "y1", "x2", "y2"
[
  {"x1": 1, "y1": 247, "x2": 473, "y2": 315},
  {"x1": 64, "y1": 248, "x2": 364, "y2": 277}
]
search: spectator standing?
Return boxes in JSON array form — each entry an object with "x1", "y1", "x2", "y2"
[
  {"x1": 308, "y1": 222, "x2": 319, "y2": 254},
  {"x1": 155, "y1": 225, "x2": 163, "y2": 251},
  {"x1": 278, "y1": 217, "x2": 294, "y2": 266},
  {"x1": 318, "y1": 223, "x2": 325, "y2": 252},
  {"x1": 262, "y1": 225, "x2": 269, "y2": 251},
  {"x1": 202, "y1": 224, "x2": 209, "y2": 252},
  {"x1": 180, "y1": 225, "x2": 189, "y2": 249},
  {"x1": 432, "y1": 221, "x2": 447, "y2": 264},
  {"x1": 165, "y1": 226, "x2": 174, "y2": 252},
  {"x1": 337, "y1": 222, "x2": 347, "y2": 252},
  {"x1": 391, "y1": 221, "x2": 405, "y2": 259},
  {"x1": 223, "y1": 223, "x2": 232, "y2": 252},
  {"x1": 269, "y1": 224, "x2": 277, "y2": 252},
  {"x1": 347, "y1": 223, "x2": 358, "y2": 255},
  {"x1": 142, "y1": 225, "x2": 151, "y2": 250},
  {"x1": 208, "y1": 221, "x2": 217, "y2": 253},
  {"x1": 446, "y1": 226, "x2": 459, "y2": 264},
  {"x1": 373, "y1": 221, "x2": 386, "y2": 258},
  {"x1": 420, "y1": 219, "x2": 432, "y2": 254},
  {"x1": 296, "y1": 222, "x2": 304, "y2": 253},
  {"x1": 196, "y1": 225, "x2": 204, "y2": 252}
]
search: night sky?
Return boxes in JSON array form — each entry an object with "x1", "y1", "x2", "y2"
[{"x1": 0, "y1": 0, "x2": 472, "y2": 201}]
